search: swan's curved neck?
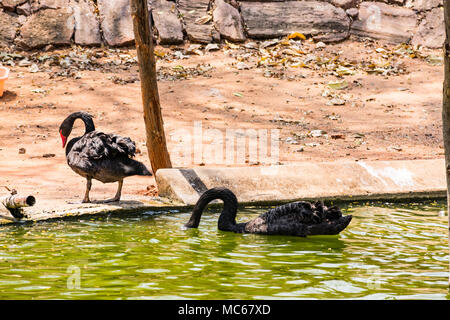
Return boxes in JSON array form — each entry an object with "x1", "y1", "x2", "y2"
[
  {"x1": 65, "y1": 136, "x2": 81, "y2": 156},
  {"x1": 71, "y1": 112, "x2": 95, "y2": 134},
  {"x1": 62, "y1": 112, "x2": 95, "y2": 137},
  {"x1": 185, "y1": 188, "x2": 238, "y2": 231}
]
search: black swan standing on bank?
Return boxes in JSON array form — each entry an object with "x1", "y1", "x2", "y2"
[
  {"x1": 59, "y1": 111, "x2": 152, "y2": 203},
  {"x1": 185, "y1": 188, "x2": 352, "y2": 237}
]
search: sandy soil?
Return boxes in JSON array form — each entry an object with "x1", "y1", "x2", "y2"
[{"x1": 0, "y1": 38, "x2": 444, "y2": 203}]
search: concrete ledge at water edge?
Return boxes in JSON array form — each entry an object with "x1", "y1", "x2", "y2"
[
  {"x1": 0, "y1": 197, "x2": 186, "y2": 226},
  {"x1": 156, "y1": 159, "x2": 447, "y2": 205}
]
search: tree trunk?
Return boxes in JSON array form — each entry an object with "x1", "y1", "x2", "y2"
[
  {"x1": 130, "y1": 0, "x2": 172, "y2": 174},
  {"x1": 442, "y1": 0, "x2": 450, "y2": 286}
]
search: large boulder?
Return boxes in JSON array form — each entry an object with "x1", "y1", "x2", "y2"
[
  {"x1": 351, "y1": 2, "x2": 417, "y2": 43},
  {"x1": 213, "y1": 0, "x2": 245, "y2": 42},
  {"x1": 240, "y1": 1, "x2": 350, "y2": 42},
  {"x1": 412, "y1": 7, "x2": 444, "y2": 48},
  {"x1": 0, "y1": 10, "x2": 20, "y2": 48},
  {"x1": 70, "y1": 0, "x2": 101, "y2": 46},
  {"x1": 97, "y1": 0, "x2": 134, "y2": 46},
  {"x1": 16, "y1": 6, "x2": 75, "y2": 49},
  {"x1": 151, "y1": 0, "x2": 184, "y2": 44},
  {"x1": 178, "y1": 0, "x2": 219, "y2": 43}
]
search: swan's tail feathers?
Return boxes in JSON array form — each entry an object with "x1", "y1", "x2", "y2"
[
  {"x1": 311, "y1": 202, "x2": 342, "y2": 222},
  {"x1": 334, "y1": 215, "x2": 352, "y2": 233},
  {"x1": 140, "y1": 165, "x2": 153, "y2": 176},
  {"x1": 324, "y1": 205, "x2": 343, "y2": 220},
  {"x1": 111, "y1": 135, "x2": 136, "y2": 157},
  {"x1": 306, "y1": 215, "x2": 352, "y2": 236},
  {"x1": 124, "y1": 159, "x2": 153, "y2": 176}
]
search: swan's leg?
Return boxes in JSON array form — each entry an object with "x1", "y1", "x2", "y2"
[
  {"x1": 82, "y1": 178, "x2": 92, "y2": 203},
  {"x1": 102, "y1": 179, "x2": 123, "y2": 203}
]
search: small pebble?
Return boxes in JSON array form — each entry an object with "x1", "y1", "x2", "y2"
[
  {"x1": 346, "y1": 8, "x2": 359, "y2": 18},
  {"x1": 315, "y1": 42, "x2": 326, "y2": 49}
]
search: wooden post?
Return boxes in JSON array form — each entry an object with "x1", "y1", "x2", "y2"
[
  {"x1": 443, "y1": 0, "x2": 450, "y2": 286},
  {"x1": 130, "y1": 0, "x2": 172, "y2": 173}
]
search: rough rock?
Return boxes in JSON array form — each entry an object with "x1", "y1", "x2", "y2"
[
  {"x1": 326, "y1": 0, "x2": 358, "y2": 10},
  {"x1": 178, "y1": 0, "x2": 219, "y2": 43},
  {"x1": 151, "y1": 0, "x2": 184, "y2": 44},
  {"x1": 405, "y1": 0, "x2": 443, "y2": 12},
  {"x1": 39, "y1": 0, "x2": 66, "y2": 8},
  {"x1": 16, "y1": 6, "x2": 75, "y2": 49},
  {"x1": 351, "y1": 2, "x2": 417, "y2": 43},
  {"x1": 380, "y1": 0, "x2": 405, "y2": 5},
  {"x1": 412, "y1": 7, "x2": 444, "y2": 49},
  {"x1": 0, "y1": 0, "x2": 27, "y2": 11},
  {"x1": 240, "y1": 1, "x2": 350, "y2": 42},
  {"x1": 30, "y1": 0, "x2": 68, "y2": 12},
  {"x1": 16, "y1": 1, "x2": 31, "y2": 15},
  {"x1": 70, "y1": 0, "x2": 101, "y2": 46},
  {"x1": 29, "y1": 0, "x2": 38, "y2": 12},
  {"x1": 97, "y1": 0, "x2": 134, "y2": 46},
  {"x1": 346, "y1": 7, "x2": 359, "y2": 18},
  {"x1": 213, "y1": 0, "x2": 246, "y2": 42},
  {"x1": 0, "y1": 10, "x2": 20, "y2": 48}
]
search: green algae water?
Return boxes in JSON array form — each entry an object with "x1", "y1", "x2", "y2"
[{"x1": 0, "y1": 201, "x2": 449, "y2": 300}]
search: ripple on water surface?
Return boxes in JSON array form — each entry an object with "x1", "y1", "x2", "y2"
[{"x1": 0, "y1": 201, "x2": 449, "y2": 299}]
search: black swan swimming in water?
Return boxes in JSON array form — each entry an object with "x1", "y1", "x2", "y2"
[
  {"x1": 59, "y1": 111, "x2": 152, "y2": 203},
  {"x1": 185, "y1": 188, "x2": 352, "y2": 237}
]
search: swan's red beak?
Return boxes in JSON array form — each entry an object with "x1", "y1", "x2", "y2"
[{"x1": 60, "y1": 130, "x2": 67, "y2": 148}]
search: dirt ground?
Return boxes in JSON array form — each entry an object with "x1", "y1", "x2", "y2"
[{"x1": 0, "y1": 37, "x2": 445, "y2": 203}]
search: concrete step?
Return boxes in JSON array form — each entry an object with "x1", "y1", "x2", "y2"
[{"x1": 156, "y1": 159, "x2": 446, "y2": 205}]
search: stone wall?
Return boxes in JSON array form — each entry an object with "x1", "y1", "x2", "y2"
[{"x1": 0, "y1": 0, "x2": 445, "y2": 50}]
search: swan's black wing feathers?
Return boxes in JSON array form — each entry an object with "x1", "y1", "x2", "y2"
[
  {"x1": 257, "y1": 201, "x2": 350, "y2": 235},
  {"x1": 72, "y1": 131, "x2": 136, "y2": 160},
  {"x1": 66, "y1": 131, "x2": 152, "y2": 181},
  {"x1": 261, "y1": 201, "x2": 327, "y2": 225}
]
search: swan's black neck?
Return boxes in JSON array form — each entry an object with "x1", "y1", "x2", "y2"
[
  {"x1": 65, "y1": 136, "x2": 81, "y2": 156},
  {"x1": 185, "y1": 187, "x2": 239, "y2": 231},
  {"x1": 61, "y1": 111, "x2": 95, "y2": 137}
]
